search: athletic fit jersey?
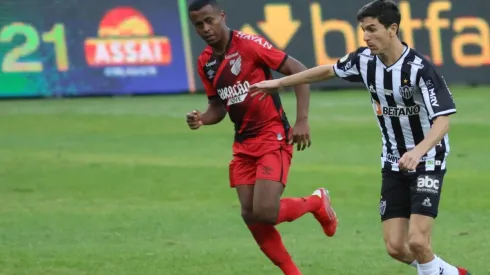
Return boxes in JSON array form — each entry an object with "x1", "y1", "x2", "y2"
[
  {"x1": 197, "y1": 30, "x2": 290, "y2": 143},
  {"x1": 333, "y1": 44, "x2": 456, "y2": 172}
]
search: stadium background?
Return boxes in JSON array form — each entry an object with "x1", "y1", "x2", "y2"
[
  {"x1": 0, "y1": 0, "x2": 489, "y2": 274},
  {"x1": 0, "y1": 0, "x2": 488, "y2": 96}
]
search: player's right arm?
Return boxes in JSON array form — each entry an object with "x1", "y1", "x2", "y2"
[
  {"x1": 200, "y1": 98, "x2": 227, "y2": 125},
  {"x1": 186, "y1": 59, "x2": 227, "y2": 130},
  {"x1": 248, "y1": 48, "x2": 365, "y2": 96}
]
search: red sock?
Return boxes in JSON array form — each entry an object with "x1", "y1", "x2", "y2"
[
  {"x1": 276, "y1": 196, "x2": 322, "y2": 224},
  {"x1": 247, "y1": 223, "x2": 301, "y2": 275}
]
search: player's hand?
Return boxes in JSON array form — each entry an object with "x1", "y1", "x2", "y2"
[
  {"x1": 398, "y1": 150, "x2": 423, "y2": 171},
  {"x1": 248, "y1": 79, "x2": 282, "y2": 100},
  {"x1": 289, "y1": 118, "x2": 311, "y2": 151},
  {"x1": 186, "y1": 110, "x2": 202, "y2": 130}
]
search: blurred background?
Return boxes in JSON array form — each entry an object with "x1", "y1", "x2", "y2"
[{"x1": 0, "y1": 0, "x2": 488, "y2": 274}]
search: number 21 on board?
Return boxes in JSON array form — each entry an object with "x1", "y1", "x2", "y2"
[{"x1": 0, "y1": 23, "x2": 69, "y2": 73}]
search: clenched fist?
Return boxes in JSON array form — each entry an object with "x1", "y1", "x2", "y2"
[{"x1": 186, "y1": 110, "x2": 202, "y2": 130}]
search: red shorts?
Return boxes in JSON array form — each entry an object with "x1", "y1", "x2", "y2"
[{"x1": 229, "y1": 142, "x2": 293, "y2": 188}]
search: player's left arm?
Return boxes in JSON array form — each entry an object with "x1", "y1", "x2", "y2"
[
  {"x1": 399, "y1": 65, "x2": 456, "y2": 170},
  {"x1": 277, "y1": 56, "x2": 309, "y2": 124},
  {"x1": 253, "y1": 41, "x2": 311, "y2": 150},
  {"x1": 248, "y1": 48, "x2": 366, "y2": 96},
  {"x1": 415, "y1": 65, "x2": 456, "y2": 154}
]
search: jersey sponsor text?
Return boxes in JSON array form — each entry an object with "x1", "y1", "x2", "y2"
[
  {"x1": 217, "y1": 81, "x2": 250, "y2": 105},
  {"x1": 333, "y1": 45, "x2": 456, "y2": 172},
  {"x1": 382, "y1": 105, "x2": 421, "y2": 117}
]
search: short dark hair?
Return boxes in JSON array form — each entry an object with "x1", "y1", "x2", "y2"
[
  {"x1": 357, "y1": 0, "x2": 401, "y2": 33},
  {"x1": 188, "y1": 0, "x2": 219, "y2": 12}
]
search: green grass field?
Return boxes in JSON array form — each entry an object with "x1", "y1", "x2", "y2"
[{"x1": 0, "y1": 86, "x2": 488, "y2": 275}]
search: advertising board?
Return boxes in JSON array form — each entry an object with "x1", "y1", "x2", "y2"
[{"x1": 0, "y1": 0, "x2": 194, "y2": 97}]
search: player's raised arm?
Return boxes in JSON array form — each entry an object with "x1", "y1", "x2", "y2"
[
  {"x1": 282, "y1": 64, "x2": 337, "y2": 87},
  {"x1": 248, "y1": 47, "x2": 366, "y2": 98},
  {"x1": 248, "y1": 65, "x2": 336, "y2": 99}
]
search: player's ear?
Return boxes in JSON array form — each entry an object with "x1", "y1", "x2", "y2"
[
  {"x1": 220, "y1": 10, "x2": 226, "y2": 20},
  {"x1": 389, "y1": 23, "x2": 398, "y2": 37}
]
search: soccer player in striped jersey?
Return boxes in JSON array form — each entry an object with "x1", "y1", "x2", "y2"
[{"x1": 248, "y1": 0, "x2": 471, "y2": 274}]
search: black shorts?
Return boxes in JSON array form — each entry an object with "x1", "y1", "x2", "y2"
[{"x1": 379, "y1": 169, "x2": 446, "y2": 221}]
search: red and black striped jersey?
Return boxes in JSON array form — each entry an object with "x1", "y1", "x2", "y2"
[{"x1": 197, "y1": 30, "x2": 290, "y2": 143}]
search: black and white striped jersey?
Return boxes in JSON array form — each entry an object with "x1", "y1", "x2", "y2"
[{"x1": 333, "y1": 44, "x2": 456, "y2": 172}]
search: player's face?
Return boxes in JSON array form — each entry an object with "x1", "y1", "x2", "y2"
[
  {"x1": 360, "y1": 17, "x2": 398, "y2": 55},
  {"x1": 189, "y1": 5, "x2": 226, "y2": 46}
]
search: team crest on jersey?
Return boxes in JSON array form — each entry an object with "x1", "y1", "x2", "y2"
[
  {"x1": 207, "y1": 69, "x2": 215, "y2": 79},
  {"x1": 230, "y1": 55, "x2": 242, "y2": 76},
  {"x1": 399, "y1": 84, "x2": 415, "y2": 99},
  {"x1": 379, "y1": 200, "x2": 386, "y2": 215}
]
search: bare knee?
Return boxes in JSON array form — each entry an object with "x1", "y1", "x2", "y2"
[
  {"x1": 384, "y1": 235, "x2": 411, "y2": 262},
  {"x1": 382, "y1": 218, "x2": 413, "y2": 263},
  {"x1": 408, "y1": 215, "x2": 434, "y2": 259},
  {"x1": 241, "y1": 208, "x2": 255, "y2": 224},
  {"x1": 251, "y1": 180, "x2": 283, "y2": 224},
  {"x1": 408, "y1": 233, "x2": 431, "y2": 255},
  {"x1": 385, "y1": 240, "x2": 406, "y2": 261},
  {"x1": 253, "y1": 204, "x2": 279, "y2": 224},
  {"x1": 236, "y1": 185, "x2": 255, "y2": 224}
]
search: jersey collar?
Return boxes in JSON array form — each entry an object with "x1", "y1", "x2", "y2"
[
  {"x1": 376, "y1": 42, "x2": 410, "y2": 71},
  {"x1": 212, "y1": 29, "x2": 234, "y2": 58}
]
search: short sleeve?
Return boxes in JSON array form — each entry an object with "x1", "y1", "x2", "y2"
[
  {"x1": 250, "y1": 37, "x2": 288, "y2": 71},
  {"x1": 333, "y1": 47, "x2": 366, "y2": 83},
  {"x1": 418, "y1": 64, "x2": 456, "y2": 120},
  {"x1": 197, "y1": 58, "x2": 219, "y2": 101}
]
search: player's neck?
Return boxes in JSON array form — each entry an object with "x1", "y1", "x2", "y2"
[
  {"x1": 212, "y1": 28, "x2": 231, "y2": 56},
  {"x1": 378, "y1": 41, "x2": 405, "y2": 67}
]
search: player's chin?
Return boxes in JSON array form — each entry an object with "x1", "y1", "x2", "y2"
[
  {"x1": 204, "y1": 35, "x2": 218, "y2": 45},
  {"x1": 368, "y1": 47, "x2": 380, "y2": 55}
]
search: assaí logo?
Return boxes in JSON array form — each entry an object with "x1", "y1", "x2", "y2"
[{"x1": 84, "y1": 7, "x2": 172, "y2": 77}]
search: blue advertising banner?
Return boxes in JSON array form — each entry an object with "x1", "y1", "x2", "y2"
[{"x1": 0, "y1": 0, "x2": 194, "y2": 97}]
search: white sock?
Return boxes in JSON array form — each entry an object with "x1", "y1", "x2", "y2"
[
  {"x1": 408, "y1": 255, "x2": 460, "y2": 275},
  {"x1": 435, "y1": 256, "x2": 460, "y2": 275},
  {"x1": 417, "y1": 257, "x2": 440, "y2": 275}
]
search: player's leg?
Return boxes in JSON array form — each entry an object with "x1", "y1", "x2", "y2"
[
  {"x1": 382, "y1": 218, "x2": 416, "y2": 264},
  {"x1": 230, "y1": 156, "x2": 257, "y2": 223},
  {"x1": 231, "y1": 155, "x2": 301, "y2": 275},
  {"x1": 252, "y1": 145, "x2": 311, "y2": 225},
  {"x1": 253, "y1": 145, "x2": 338, "y2": 235},
  {"x1": 246, "y1": 181, "x2": 302, "y2": 275},
  {"x1": 247, "y1": 147, "x2": 310, "y2": 275},
  {"x1": 380, "y1": 170, "x2": 416, "y2": 265},
  {"x1": 409, "y1": 172, "x2": 471, "y2": 275},
  {"x1": 252, "y1": 180, "x2": 320, "y2": 224}
]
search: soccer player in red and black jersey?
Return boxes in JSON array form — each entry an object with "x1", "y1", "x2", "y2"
[{"x1": 185, "y1": 0, "x2": 338, "y2": 274}]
